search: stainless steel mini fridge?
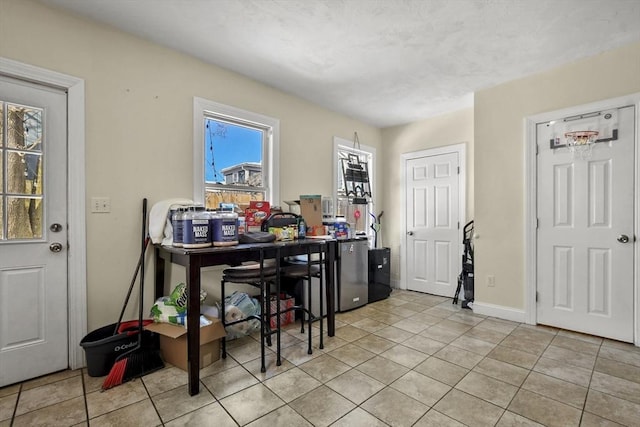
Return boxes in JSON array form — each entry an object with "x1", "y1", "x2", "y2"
[{"x1": 337, "y1": 239, "x2": 369, "y2": 311}]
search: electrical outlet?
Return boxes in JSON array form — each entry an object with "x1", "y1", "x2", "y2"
[
  {"x1": 91, "y1": 197, "x2": 111, "y2": 213},
  {"x1": 487, "y1": 275, "x2": 495, "y2": 287}
]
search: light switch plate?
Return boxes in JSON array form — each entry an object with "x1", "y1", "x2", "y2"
[{"x1": 91, "y1": 197, "x2": 111, "y2": 213}]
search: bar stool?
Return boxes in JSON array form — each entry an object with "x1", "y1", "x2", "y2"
[
  {"x1": 220, "y1": 257, "x2": 278, "y2": 373},
  {"x1": 280, "y1": 244, "x2": 325, "y2": 354}
]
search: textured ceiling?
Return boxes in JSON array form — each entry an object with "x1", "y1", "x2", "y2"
[{"x1": 41, "y1": 0, "x2": 640, "y2": 127}]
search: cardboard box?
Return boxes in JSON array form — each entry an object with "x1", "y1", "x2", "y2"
[
  {"x1": 145, "y1": 317, "x2": 226, "y2": 371},
  {"x1": 245, "y1": 201, "x2": 270, "y2": 232},
  {"x1": 299, "y1": 195, "x2": 322, "y2": 228}
]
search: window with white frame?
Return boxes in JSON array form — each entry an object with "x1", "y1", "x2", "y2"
[
  {"x1": 193, "y1": 98, "x2": 279, "y2": 209},
  {"x1": 333, "y1": 136, "x2": 376, "y2": 238}
]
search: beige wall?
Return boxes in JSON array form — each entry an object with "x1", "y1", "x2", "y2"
[
  {"x1": 0, "y1": 0, "x2": 381, "y2": 331},
  {"x1": 474, "y1": 42, "x2": 640, "y2": 311},
  {"x1": 381, "y1": 108, "x2": 474, "y2": 283}
]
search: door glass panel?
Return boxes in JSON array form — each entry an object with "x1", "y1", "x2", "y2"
[
  {"x1": 0, "y1": 101, "x2": 2, "y2": 239},
  {"x1": 1, "y1": 102, "x2": 44, "y2": 240},
  {"x1": 7, "y1": 197, "x2": 42, "y2": 239}
]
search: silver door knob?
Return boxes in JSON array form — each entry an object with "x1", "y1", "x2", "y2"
[
  {"x1": 617, "y1": 234, "x2": 630, "y2": 243},
  {"x1": 49, "y1": 242, "x2": 63, "y2": 252},
  {"x1": 407, "y1": 231, "x2": 414, "y2": 236}
]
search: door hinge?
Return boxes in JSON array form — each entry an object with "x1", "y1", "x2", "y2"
[
  {"x1": 536, "y1": 218, "x2": 539, "y2": 229},
  {"x1": 458, "y1": 221, "x2": 460, "y2": 229},
  {"x1": 536, "y1": 291, "x2": 539, "y2": 302},
  {"x1": 536, "y1": 144, "x2": 539, "y2": 155}
]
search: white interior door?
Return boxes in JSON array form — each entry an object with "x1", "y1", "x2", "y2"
[
  {"x1": 406, "y1": 151, "x2": 460, "y2": 296},
  {"x1": 537, "y1": 105, "x2": 634, "y2": 342},
  {"x1": 0, "y1": 76, "x2": 68, "y2": 386}
]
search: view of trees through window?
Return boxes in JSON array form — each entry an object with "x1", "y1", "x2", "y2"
[
  {"x1": 0, "y1": 101, "x2": 44, "y2": 240},
  {"x1": 204, "y1": 117, "x2": 267, "y2": 210}
]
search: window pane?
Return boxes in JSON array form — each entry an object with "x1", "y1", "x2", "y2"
[
  {"x1": 205, "y1": 189, "x2": 265, "y2": 211},
  {"x1": 7, "y1": 151, "x2": 43, "y2": 195},
  {"x1": 7, "y1": 196, "x2": 42, "y2": 239},
  {"x1": 1, "y1": 102, "x2": 3, "y2": 239},
  {"x1": 0, "y1": 101, "x2": 3, "y2": 147},
  {"x1": 204, "y1": 118, "x2": 263, "y2": 186},
  {"x1": 337, "y1": 146, "x2": 372, "y2": 197}
]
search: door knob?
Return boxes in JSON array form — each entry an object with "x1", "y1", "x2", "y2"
[
  {"x1": 407, "y1": 231, "x2": 414, "y2": 236},
  {"x1": 49, "y1": 242, "x2": 63, "y2": 252},
  {"x1": 617, "y1": 234, "x2": 630, "y2": 243}
]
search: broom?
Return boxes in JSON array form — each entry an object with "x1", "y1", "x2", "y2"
[{"x1": 103, "y1": 198, "x2": 164, "y2": 390}]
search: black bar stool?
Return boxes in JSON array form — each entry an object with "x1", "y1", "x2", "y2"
[
  {"x1": 280, "y1": 244, "x2": 325, "y2": 354},
  {"x1": 220, "y1": 255, "x2": 278, "y2": 373}
]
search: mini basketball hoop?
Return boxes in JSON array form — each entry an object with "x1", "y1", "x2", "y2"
[{"x1": 565, "y1": 130, "x2": 599, "y2": 159}]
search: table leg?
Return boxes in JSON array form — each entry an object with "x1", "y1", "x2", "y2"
[
  {"x1": 326, "y1": 241, "x2": 336, "y2": 337},
  {"x1": 275, "y1": 247, "x2": 282, "y2": 366},
  {"x1": 186, "y1": 256, "x2": 201, "y2": 396},
  {"x1": 154, "y1": 247, "x2": 166, "y2": 300}
]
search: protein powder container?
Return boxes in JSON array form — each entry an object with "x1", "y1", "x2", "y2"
[
  {"x1": 183, "y1": 206, "x2": 212, "y2": 248},
  {"x1": 210, "y1": 211, "x2": 239, "y2": 246},
  {"x1": 171, "y1": 207, "x2": 187, "y2": 247}
]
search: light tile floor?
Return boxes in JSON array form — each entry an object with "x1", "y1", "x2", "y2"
[{"x1": 2, "y1": 290, "x2": 640, "y2": 426}]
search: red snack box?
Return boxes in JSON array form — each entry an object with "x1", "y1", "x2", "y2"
[{"x1": 245, "y1": 201, "x2": 270, "y2": 232}]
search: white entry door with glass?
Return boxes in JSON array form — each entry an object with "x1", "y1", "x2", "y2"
[{"x1": 0, "y1": 76, "x2": 68, "y2": 386}]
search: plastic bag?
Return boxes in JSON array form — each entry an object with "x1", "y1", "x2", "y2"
[
  {"x1": 150, "y1": 283, "x2": 207, "y2": 326},
  {"x1": 222, "y1": 292, "x2": 261, "y2": 340}
]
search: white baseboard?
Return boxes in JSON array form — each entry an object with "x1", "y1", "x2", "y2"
[{"x1": 472, "y1": 301, "x2": 527, "y2": 323}]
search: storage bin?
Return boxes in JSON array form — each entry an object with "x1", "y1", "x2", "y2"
[{"x1": 80, "y1": 322, "x2": 159, "y2": 377}]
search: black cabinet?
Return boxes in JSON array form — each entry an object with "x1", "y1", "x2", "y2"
[{"x1": 368, "y1": 248, "x2": 391, "y2": 302}]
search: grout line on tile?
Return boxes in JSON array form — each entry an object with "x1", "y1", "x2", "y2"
[{"x1": 80, "y1": 369, "x2": 89, "y2": 425}]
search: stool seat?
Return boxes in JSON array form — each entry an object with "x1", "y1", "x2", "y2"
[
  {"x1": 223, "y1": 263, "x2": 278, "y2": 280},
  {"x1": 280, "y1": 263, "x2": 320, "y2": 279}
]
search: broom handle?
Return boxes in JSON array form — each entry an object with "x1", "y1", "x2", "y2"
[
  {"x1": 138, "y1": 198, "x2": 148, "y2": 342},
  {"x1": 113, "y1": 236, "x2": 150, "y2": 335}
]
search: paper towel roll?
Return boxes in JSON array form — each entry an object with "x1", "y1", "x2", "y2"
[{"x1": 225, "y1": 305, "x2": 245, "y2": 322}]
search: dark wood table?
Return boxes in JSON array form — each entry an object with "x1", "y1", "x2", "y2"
[{"x1": 154, "y1": 239, "x2": 337, "y2": 395}]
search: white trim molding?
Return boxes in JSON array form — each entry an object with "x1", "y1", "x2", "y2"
[
  {"x1": 400, "y1": 143, "x2": 467, "y2": 291},
  {"x1": 525, "y1": 92, "x2": 640, "y2": 346},
  {"x1": 473, "y1": 301, "x2": 526, "y2": 323},
  {"x1": 0, "y1": 57, "x2": 87, "y2": 368}
]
